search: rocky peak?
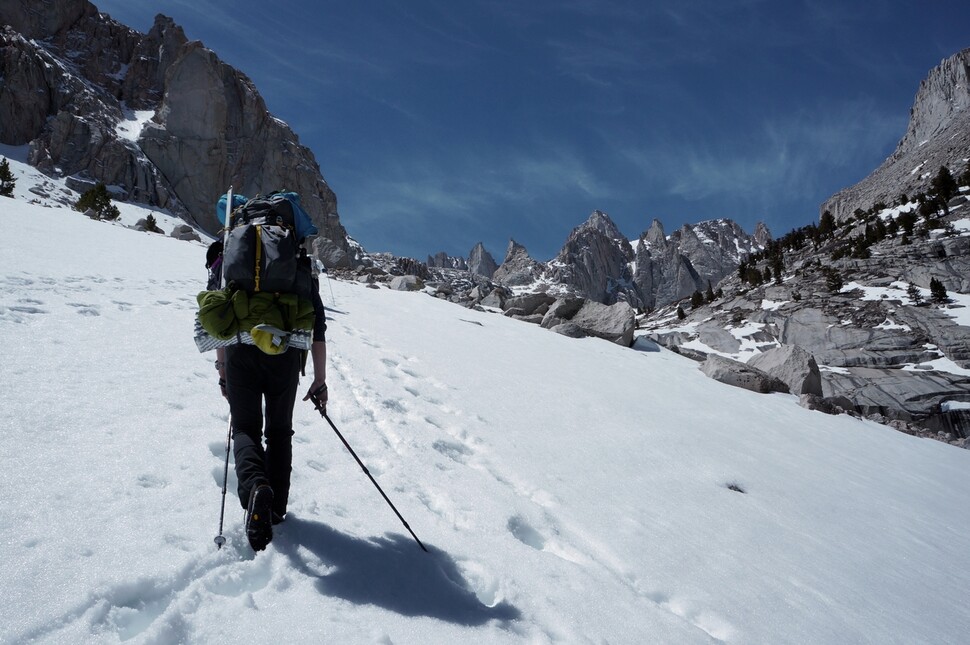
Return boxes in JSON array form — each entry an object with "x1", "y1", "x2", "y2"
[
  {"x1": 122, "y1": 14, "x2": 188, "y2": 109},
  {"x1": 643, "y1": 218, "x2": 667, "y2": 249},
  {"x1": 822, "y1": 48, "x2": 970, "y2": 222},
  {"x1": 0, "y1": 1, "x2": 351, "y2": 260},
  {"x1": 467, "y1": 242, "x2": 498, "y2": 278},
  {"x1": 897, "y1": 48, "x2": 970, "y2": 157},
  {"x1": 547, "y1": 210, "x2": 639, "y2": 305},
  {"x1": 754, "y1": 221, "x2": 772, "y2": 247},
  {"x1": 492, "y1": 239, "x2": 542, "y2": 286},
  {"x1": 581, "y1": 209, "x2": 626, "y2": 241}
]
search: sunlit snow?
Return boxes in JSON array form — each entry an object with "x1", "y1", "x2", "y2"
[{"x1": 1, "y1": 160, "x2": 969, "y2": 643}]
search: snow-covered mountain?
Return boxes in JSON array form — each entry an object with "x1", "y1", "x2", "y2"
[{"x1": 2, "y1": 158, "x2": 970, "y2": 644}]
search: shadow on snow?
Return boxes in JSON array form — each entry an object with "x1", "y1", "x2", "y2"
[{"x1": 274, "y1": 516, "x2": 521, "y2": 627}]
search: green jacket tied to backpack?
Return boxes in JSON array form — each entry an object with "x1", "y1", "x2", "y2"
[{"x1": 197, "y1": 289, "x2": 315, "y2": 351}]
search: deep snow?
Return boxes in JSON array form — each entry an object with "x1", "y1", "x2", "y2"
[{"x1": 2, "y1": 178, "x2": 970, "y2": 644}]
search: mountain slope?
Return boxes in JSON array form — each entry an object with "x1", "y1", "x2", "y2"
[{"x1": 2, "y1": 194, "x2": 970, "y2": 644}]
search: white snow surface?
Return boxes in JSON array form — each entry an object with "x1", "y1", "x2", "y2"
[{"x1": 2, "y1": 197, "x2": 970, "y2": 644}]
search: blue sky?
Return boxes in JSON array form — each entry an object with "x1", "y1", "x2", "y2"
[{"x1": 95, "y1": 1, "x2": 969, "y2": 261}]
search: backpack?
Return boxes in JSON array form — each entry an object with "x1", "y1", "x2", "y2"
[
  {"x1": 219, "y1": 191, "x2": 317, "y2": 298},
  {"x1": 196, "y1": 190, "x2": 319, "y2": 353}
]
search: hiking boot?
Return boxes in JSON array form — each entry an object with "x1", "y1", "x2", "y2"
[{"x1": 245, "y1": 485, "x2": 274, "y2": 551}]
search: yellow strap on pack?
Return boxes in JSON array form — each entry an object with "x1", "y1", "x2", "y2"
[{"x1": 254, "y1": 225, "x2": 262, "y2": 292}]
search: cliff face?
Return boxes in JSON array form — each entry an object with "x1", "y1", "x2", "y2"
[
  {"x1": 822, "y1": 49, "x2": 970, "y2": 222},
  {"x1": 0, "y1": 0, "x2": 350, "y2": 255}
]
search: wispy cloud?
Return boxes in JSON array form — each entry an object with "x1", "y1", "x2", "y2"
[
  {"x1": 616, "y1": 97, "x2": 906, "y2": 213},
  {"x1": 337, "y1": 138, "x2": 611, "y2": 256}
]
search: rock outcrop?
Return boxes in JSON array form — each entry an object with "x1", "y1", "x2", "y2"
[
  {"x1": 821, "y1": 48, "x2": 970, "y2": 221},
  {"x1": 493, "y1": 239, "x2": 543, "y2": 286},
  {"x1": 645, "y1": 218, "x2": 970, "y2": 439},
  {"x1": 547, "y1": 210, "x2": 641, "y2": 306},
  {"x1": 701, "y1": 355, "x2": 790, "y2": 395},
  {"x1": 748, "y1": 345, "x2": 823, "y2": 396},
  {"x1": 0, "y1": 0, "x2": 351, "y2": 260},
  {"x1": 467, "y1": 242, "x2": 498, "y2": 278},
  {"x1": 632, "y1": 218, "x2": 767, "y2": 310},
  {"x1": 428, "y1": 252, "x2": 468, "y2": 271}
]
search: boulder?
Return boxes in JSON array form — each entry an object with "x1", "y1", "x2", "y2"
[
  {"x1": 696, "y1": 321, "x2": 742, "y2": 353},
  {"x1": 552, "y1": 322, "x2": 586, "y2": 338},
  {"x1": 504, "y1": 293, "x2": 556, "y2": 316},
  {"x1": 540, "y1": 296, "x2": 586, "y2": 328},
  {"x1": 748, "y1": 345, "x2": 823, "y2": 396},
  {"x1": 701, "y1": 355, "x2": 790, "y2": 394},
  {"x1": 312, "y1": 237, "x2": 351, "y2": 269},
  {"x1": 480, "y1": 288, "x2": 506, "y2": 309},
  {"x1": 389, "y1": 275, "x2": 423, "y2": 291},
  {"x1": 569, "y1": 300, "x2": 636, "y2": 346},
  {"x1": 169, "y1": 224, "x2": 200, "y2": 241}
]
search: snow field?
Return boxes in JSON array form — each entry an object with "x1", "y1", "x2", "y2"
[{"x1": 2, "y1": 200, "x2": 970, "y2": 644}]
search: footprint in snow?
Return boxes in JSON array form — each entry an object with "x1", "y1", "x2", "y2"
[
  {"x1": 507, "y1": 515, "x2": 546, "y2": 550},
  {"x1": 506, "y1": 514, "x2": 588, "y2": 565},
  {"x1": 67, "y1": 302, "x2": 100, "y2": 316},
  {"x1": 136, "y1": 474, "x2": 169, "y2": 489},
  {"x1": 655, "y1": 594, "x2": 738, "y2": 642},
  {"x1": 7, "y1": 304, "x2": 48, "y2": 315},
  {"x1": 433, "y1": 439, "x2": 473, "y2": 464}
]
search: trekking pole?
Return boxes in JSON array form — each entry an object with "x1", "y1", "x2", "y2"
[
  {"x1": 309, "y1": 393, "x2": 428, "y2": 552},
  {"x1": 214, "y1": 415, "x2": 232, "y2": 549},
  {"x1": 324, "y1": 270, "x2": 336, "y2": 305}
]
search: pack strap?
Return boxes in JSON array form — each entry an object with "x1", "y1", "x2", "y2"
[{"x1": 254, "y1": 225, "x2": 263, "y2": 292}]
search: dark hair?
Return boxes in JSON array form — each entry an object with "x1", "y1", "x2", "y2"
[{"x1": 205, "y1": 240, "x2": 224, "y2": 268}]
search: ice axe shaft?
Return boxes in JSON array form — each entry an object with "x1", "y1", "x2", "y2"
[{"x1": 309, "y1": 393, "x2": 428, "y2": 553}]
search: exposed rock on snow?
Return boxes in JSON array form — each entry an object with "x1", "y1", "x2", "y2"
[
  {"x1": 748, "y1": 345, "x2": 823, "y2": 396},
  {"x1": 701, "y1": 354, "x2": 790, "y2": 394}
]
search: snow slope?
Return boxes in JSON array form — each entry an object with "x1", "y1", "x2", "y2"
[{"x1": 2, "y1": 194, "x2": 970, "y2": 644}]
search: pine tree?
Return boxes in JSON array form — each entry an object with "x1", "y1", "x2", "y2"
[
  {"x1": 690, "y1": 290, "x2": 704, "y2": 309},
  {"x1": 75, "y1": 183, "x2": 121, "y2": 221},
  {"x1": 676, "y1": 305, "x2": 686, "y2": 320},
  {"x1": 823, "y1": 267, "x2": 843, "y2": 293},
  {"x1": 906, "y1": 282, "x2": 923, "y2": 306},
  {"x1": 0, "y1": 158, "x2": 15, "y2": 197},
  {"x1": 819, "y1": 211, "x2": 836, "y2": 238},
  {"x1": 705, "y1": 281, "x2": 715, "y2": 303},
  {"x1": 931, "y1": 166, "x2": 958, "y2": 203},
  {"x1": 929, "y1": 278, "x2": 949, "y2": 304}
]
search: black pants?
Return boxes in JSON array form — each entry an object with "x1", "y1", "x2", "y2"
[{"x1": 225, "y1": 344, "x2": 301, "y2": 516}]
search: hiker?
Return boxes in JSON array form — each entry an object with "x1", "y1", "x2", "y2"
[{"x1": 202, "y1": 192, "x2": 328, "y2": 551}]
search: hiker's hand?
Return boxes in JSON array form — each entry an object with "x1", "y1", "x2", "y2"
[
  {"x1": 216, "y1": 358, "x2": 227, "y2": 399},
  {"x1": 304, "y1": 380, "x2": 328, "y2": 409}
]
